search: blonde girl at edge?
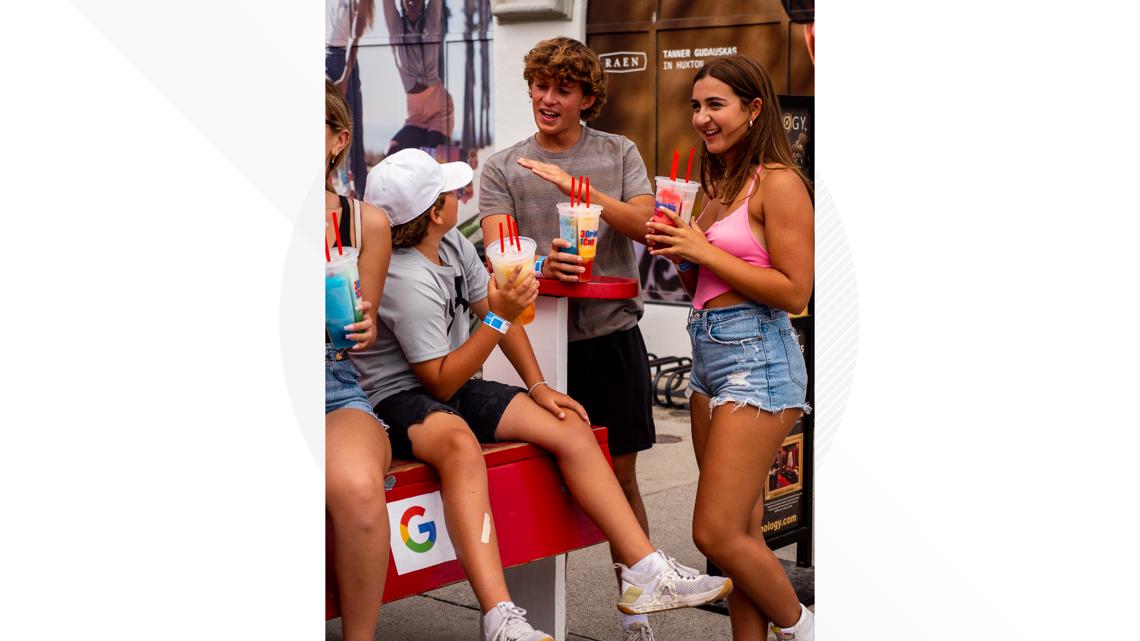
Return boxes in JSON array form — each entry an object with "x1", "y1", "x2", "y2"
[
  {"x1": 325, "y1": 78, "x2": 395, "y2": 641},
  {"x1": 645, "y1": 55, "x2": 815, "y2": 641}
]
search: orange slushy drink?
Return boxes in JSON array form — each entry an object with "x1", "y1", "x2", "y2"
[{"x1": 486, "y1": 235, "x2": 537, "y2": 325}]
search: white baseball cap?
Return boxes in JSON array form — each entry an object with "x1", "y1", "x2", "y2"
[{"x1": 363, "y1": 148, "x2": 474, "y2": 226}]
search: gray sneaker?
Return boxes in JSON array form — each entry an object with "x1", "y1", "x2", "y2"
[
  {"x1": 616, "y1": 551, "x2": 733, "y2": 614},
  {"x1": 485, "y1": 603, "x2": 553, "y2": 641},
  {"x1": 623, "y1": 621, "x2": 657, "y2": 641}
]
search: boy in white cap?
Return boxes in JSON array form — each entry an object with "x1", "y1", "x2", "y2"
[{"x1": 352, "y1": 149, "x2": 733, "y2": 641}]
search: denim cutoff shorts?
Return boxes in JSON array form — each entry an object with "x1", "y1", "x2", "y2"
[
  {"x1": 687, "y1": 301, "x2": 812, "y2": 417},
  {"x1": 325, "y1": 345, "x2": 384, "y2": 422}
]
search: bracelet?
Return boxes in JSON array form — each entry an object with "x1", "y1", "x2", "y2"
[
  {"x1": 482, "y1": 311, "x2": 511, "y2": 334},
  {"x1": 677, "y1": 261, "x2": 694, "y2": 272},
  {"x1": 534, "y1": 255, "x2": 547, "y2": 277},
  {"x1": 527, "y1": 380, "x2": 549, "y2": 396}
]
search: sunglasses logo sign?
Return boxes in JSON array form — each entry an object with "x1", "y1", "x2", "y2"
[{"x1": 600, "y1": 51, "x2": 647, "y2": 74}]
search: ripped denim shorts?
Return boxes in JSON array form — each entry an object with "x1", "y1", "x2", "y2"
[{"x1": 687, "y1": 301, "x2": 812, "y2": 417}]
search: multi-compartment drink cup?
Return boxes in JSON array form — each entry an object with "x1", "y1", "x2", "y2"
[
  {"x1": 653, "y1": 176, "x2": 701, "y2": 227},
  {"x1": 556, "y1": 202, "x2": 602, "y2": 282},
  {"x1": 485, "y1": 235, "x2": 537, "y2": 325},
  {"x1": 326, "y1": 247, "x2": 364, "y2": 350}
]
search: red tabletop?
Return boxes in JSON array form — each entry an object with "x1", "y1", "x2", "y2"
[{"x1": 538, "y1": 276, "x2": 639, "y2": 300}]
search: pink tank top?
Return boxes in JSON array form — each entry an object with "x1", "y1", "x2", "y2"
[{"x1": 692, "y1": 167, "x2": 772, "y2": 310}]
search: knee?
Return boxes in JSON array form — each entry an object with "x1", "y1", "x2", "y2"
[
  {"x1": 556, "y1": 417, "x2": 598, "y2": 457},
  {"x1": 692, "y1": 520, "x2": 735, "y2": 563},
  {"x1": 438, "y1": 428, "x2": 485, "y2": 473},
  {"x1": 328, "y1": 467, "x2": 388, "y2": 532}
]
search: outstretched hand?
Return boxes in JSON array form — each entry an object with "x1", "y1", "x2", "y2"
[{"x1": 517, "y1": 158, "x2": 576, "y2": 197}]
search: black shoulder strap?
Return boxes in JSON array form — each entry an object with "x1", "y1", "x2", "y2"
[{"x1": 338, "y1": 195, "x2": 354, "y2": 248}]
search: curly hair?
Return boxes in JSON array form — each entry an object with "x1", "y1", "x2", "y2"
[
  {"x1": 389, "y1": 193, "x2": 445, "y2": 248},
  {"x1": 522, "y1": 37, "x2": 607, "y2": 122}
]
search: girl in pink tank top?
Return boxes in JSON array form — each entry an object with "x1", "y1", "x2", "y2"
[{"x1": 644, "y1": 55, "x2": 816, "y2": 640}]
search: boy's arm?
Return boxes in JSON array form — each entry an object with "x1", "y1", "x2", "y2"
[
  {"x1": 408, "y1": 318, "x2": 507, "y2": 401},
  {"x1": 408, "y1": 265, "x2": 537, "y2": 401},
  {"x1": 516, "y1": 157, "x2": 655, "y2": 244},
  {"x1": 470, "y1": 297, "x2": 543, "y2": 390},
  {"x1": 470, "y1": 297, "x2": 589, "y2": 423}
]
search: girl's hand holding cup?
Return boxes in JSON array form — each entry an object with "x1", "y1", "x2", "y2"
[
  {"x1": 345, "y1": 299, "x2": 377, "y2": 351},
  {"x1": 646, "y1": 205, "x2": 713, "y2": 265}
]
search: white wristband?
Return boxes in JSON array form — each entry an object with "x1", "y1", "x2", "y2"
[{"x1": 527, "y1": 380, "x2": 549, "y2": 396}]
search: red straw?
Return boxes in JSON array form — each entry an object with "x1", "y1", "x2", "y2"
[
  {"x1": 570, "y1": 176, "x2": 577, "y2": 207},
  {"x1": 669, "y1": 151, "x2": 679, "y2": 181},
  {"x1": 498, "y1": 221, "x2": 505, "y2": 252},
  {"x1": 325, "y1": 238, "x2": 331, "y2": 262},
  {"x1": 331, "y1": 211, "x2": 344, "y2": 255},
  {"x1": 577, "y1": 175, "x2": 585, "y2": 204},
  {"x1": 511, "y1": 216, "x2": 521, "y2": 250},
  {"x1": 585, "y1": 176, "x2": 590, "y2": 207},
  {"x1": 684, "y1": 146, "x2": 695, "y2": 182}
]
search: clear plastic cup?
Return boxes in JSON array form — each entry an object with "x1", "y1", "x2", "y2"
[
  {"x1": 326, "y1": 246, "x2": 363, "y2": 350},
  {"x1": 555, "y1": 202, "x2": 602, "y2": 282},
  {"x1": 485, "y1": 236, "x2": 537, "y2": 325},
  {"x1": 653, "y1": 177, "x2": 701, "y2": 226}
]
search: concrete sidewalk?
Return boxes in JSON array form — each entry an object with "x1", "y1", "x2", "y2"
[{"x1": 327, "y1": 405, "x2": 809, "y2": 641}]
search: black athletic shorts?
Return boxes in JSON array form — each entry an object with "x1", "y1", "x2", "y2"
[
  {"x1": 374, "y1": 379, "x2": 526, "y2": 459},
  {"x1": 568, "y1": 325, "x2": 656, "y2": 457}
]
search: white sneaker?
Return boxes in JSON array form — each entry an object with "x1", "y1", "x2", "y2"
[
  {"x1": 616, "y1": 551, "x2": 733, "y2": 614},
  {"x1": 771, "y1": 604, "x2": 814, "y2": 641},
  {"x1": 484, "y1": 602, "x2": 553, "y2": 641},
  {"x1": 622, "y1": 621, "x2": 657, "y2": 641}
]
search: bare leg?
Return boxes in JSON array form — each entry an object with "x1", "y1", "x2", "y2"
[
  {"x1": 690, "y1": 398, "x2": 801, "y2": 631},
  {"x1": 494, "y1": 394, "x2": 655, "y2": 566},
  {"x1": 326, "y1": 408, "x2": 392, "y2": 641},
  {"x1": 408, "y1": 411, "x2": 510, "y2": 612},
  {"x1": 609, "y1": 451, "x2": 651, "y2": 586},
  {"x1": 691, "y1": 393, "x2": 769, "y2": 639}
]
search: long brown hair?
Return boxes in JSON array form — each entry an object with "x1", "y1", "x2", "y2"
[
  {"x1": 325, "y1": 79, "x2": 351, "y2": 193},
  {"x1": 693, "y1": 55, "x2": 811, "y2": 205}
]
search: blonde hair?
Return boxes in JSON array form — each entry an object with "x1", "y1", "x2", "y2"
[
  {"x1": 523, "y1": 37, "x2": 607, "y2": 122},
  {"x1": 325, "y1": 79, "x2": 352, "y2": 192}
]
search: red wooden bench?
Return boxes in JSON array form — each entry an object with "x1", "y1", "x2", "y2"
[{"x1": 326, "y1": 426, "x2": 611, "y2": 639}]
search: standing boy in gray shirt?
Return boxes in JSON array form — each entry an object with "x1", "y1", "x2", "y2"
[
  {"x1": 355, "y1": 149, "x2": 732, "y2": 641},
  {"x1": 479, "y1": 37, "x2": 661, "y2": 641}
]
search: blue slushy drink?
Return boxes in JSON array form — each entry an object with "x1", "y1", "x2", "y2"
[{"x1": 326, "y1": 246, "x2": 363, "y2": 350}]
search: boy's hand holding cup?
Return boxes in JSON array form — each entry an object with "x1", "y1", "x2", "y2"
[
  {"x1": 487, "y1": 265, "x2": 539, "y2": 324},
  {"x1": 542, "y1": 238, "x2": 586, "y2": 282}
]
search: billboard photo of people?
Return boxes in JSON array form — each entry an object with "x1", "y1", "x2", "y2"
[{"x1": 326, "y1": 0, "x2": 493, "y2": 240}]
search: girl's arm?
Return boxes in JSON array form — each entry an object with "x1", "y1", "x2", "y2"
[
  {"x1": 356, "y1": 202, "x2": 391, "y2": 318},
  {"x1": 344, "y1": 203, "x2": 391, "y2": 349}
]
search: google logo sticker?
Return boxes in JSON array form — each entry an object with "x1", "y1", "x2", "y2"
[{"x1": 399, "y1": 505, "x2": 437, "y2": 553}]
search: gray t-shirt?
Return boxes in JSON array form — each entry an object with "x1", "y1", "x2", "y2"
[
  {"x1": 478, "y1": 127, "x2": 653, "y2": 342},
  {"x1": 351, "y1": 228, "x2": 489, "y2": 406}
]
